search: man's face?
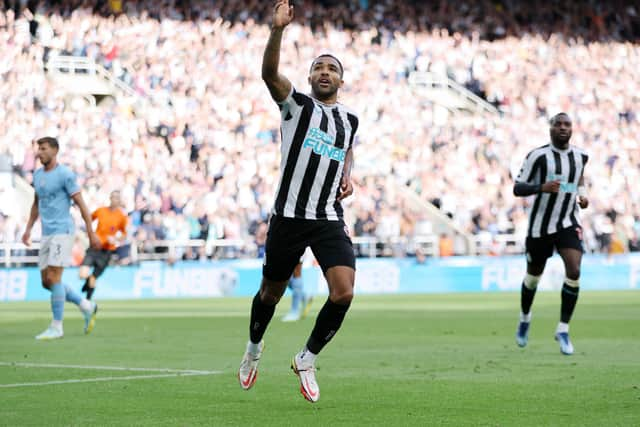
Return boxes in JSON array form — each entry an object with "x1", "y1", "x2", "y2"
[
  {"x1": 308, "y1": 56, "x2": 343, "y2": 99},
  {"x1": 37, "y1": 142, "x2": 57, "y2": 166},
  {"x1": 110, "y1": 191, "x2": 122, "y2": 207},
  {"x1": 550, "y1": 114, "x2": 572, "y2": 144}
]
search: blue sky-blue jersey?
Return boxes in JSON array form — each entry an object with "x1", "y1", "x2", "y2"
[{"x1": 33, "y1": 165, "x2": 80, "y2": 236}]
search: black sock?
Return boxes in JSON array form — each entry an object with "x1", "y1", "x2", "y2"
[
  {"x1": 86, "y1": 286, "x2": 95, "y2": 300},
  {"x1": 81, "y1": 279, "x2": 89, "y2": 293},
  {"x1": 560, "y1": 283, "x2": 579, "y2": 323},
  {"x1": 520, "y1": 283, "x2": 537, "y2": 316},
  {"x1": 249, "y1": 292, "x2": 276, "y2": 344},
  {"x1": 306, "y1": 299, "x2": 351, "y2": 355}
]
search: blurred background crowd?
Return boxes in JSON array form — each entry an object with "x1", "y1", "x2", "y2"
[{"x1": 0, "y1": 0, "x2": 639, "y2": 262}]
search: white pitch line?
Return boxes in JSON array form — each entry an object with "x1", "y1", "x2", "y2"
[
  {"x1": 0, "y1": 361, "x2": 219, "y2": 374},
  {"x1": 0, "y1": 372, "x2": 218, "y2": 388},
  {"x1": 0, "y1": 362, "x2": 223, "y2": 388}
]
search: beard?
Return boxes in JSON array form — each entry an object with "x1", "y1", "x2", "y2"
[
  {"x1": 552, "y1": 132, "x2": 571, "y2": 146},
  {"x1": 311, "y1": 82, "x2": 338, "y2": 100}
]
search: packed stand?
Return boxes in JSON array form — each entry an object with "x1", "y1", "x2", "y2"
[{"x1": 1, "y1": 0, "x2": 639, "y2": 261}]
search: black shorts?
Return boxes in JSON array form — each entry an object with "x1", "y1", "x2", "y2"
[
  {"x1": 81, "y1": 248, "x2": 113, "y2": 278},
  {"x1": 525, "y1": 226, "x2": 584, "y2": 265},
  {"x1": 263, "y1": 215, "x2": 355, "y2": 281},
  {"x1": 114, "y1": 244, "x2": 131, "y2": 261}
]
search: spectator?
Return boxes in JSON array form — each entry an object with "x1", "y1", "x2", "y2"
[{"x1": 0, "y1": 0, "x2": 638, "y2": 259}]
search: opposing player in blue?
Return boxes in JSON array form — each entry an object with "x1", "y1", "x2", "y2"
[
  {"x1": 22, "y1": 137, "x2": 101, "y2": 340},
  {"x1": 282, "y1": 260, "x2": 313, "y2": 322}
]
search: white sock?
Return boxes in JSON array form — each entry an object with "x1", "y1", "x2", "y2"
[
  {"x1": 51, "y1": 320, "x2": 63, "y2": 331},
  {"x1": 79, "y1": 299, "x2": 93, "y2": 313},
  {"x1": 247, "y1": 340, "x2": 262, "y2": 355},
  {"x1": 556, "y1": 322, "x2": 569, "y2": 334},
  {"x1": 297, "y1": 347, "x2": 317, "y2": 366},
  {"x1": 519, "y1": 312, "x2": 532, "y2": 323}
]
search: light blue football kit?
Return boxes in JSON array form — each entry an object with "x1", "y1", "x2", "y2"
[{"x1": 32, "y1": 164, "x2": 96, "y2": 339}]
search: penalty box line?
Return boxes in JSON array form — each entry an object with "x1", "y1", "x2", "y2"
[{"x1": 0, "y1": 361, "x2": 222, "y2": 388}]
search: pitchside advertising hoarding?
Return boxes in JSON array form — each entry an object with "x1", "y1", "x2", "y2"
[{"x1": 1, "y1": 254, "x2": 639, "y2": 302}]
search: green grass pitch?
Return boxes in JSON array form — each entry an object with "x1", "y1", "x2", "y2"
[{"x1": 1, "y1": 291, "x2": 639, "y2": 426}]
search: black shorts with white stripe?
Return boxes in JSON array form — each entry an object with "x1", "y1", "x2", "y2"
[{"x1": 262, "y1": 215, "x2": 355, "y2": 281}]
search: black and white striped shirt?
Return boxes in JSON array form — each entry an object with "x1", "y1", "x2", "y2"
[
  {"x1": 271, "y1": 87, "x2": 359, "y2": 220},
  {"x1": 516, "y1": 144, "x2": 589, "y2": 238}
]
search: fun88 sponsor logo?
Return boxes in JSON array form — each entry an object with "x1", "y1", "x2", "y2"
[{"x1": 303, "y1": 128, "x2": 346, "y2": 162}]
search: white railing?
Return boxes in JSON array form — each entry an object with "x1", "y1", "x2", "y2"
[
  {"x1": 0, "y1": 234, "x2": 529, "y2": 266},
  {"x1": 472, "y1": 234, "x2": 525, "y2": 255},
  {"x1": 0, "y1": 235, "x2": 453, "y2": 266},
  {"x1": 408, "y1": 71, "x2": 499, "y2": 115},
  {"x1": 47, "y1": 55, "x2": 140, "y2": 99},
  {"x1": 131, "y1": 239, "x2": 251, "y2": 262},
  {"x1": 1, "y1": 242, "x2": 41, "y2": 266},
  {"x1": 398, "y1": 183, "x2": 475, "y2": 254},
  {"x1": 353, "y1": 235, "x2": 440, "y2": 258}
]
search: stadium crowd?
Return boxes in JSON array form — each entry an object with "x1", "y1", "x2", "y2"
[{"x1": 1, "y1": 0, "x2": 639, "y2": 260}]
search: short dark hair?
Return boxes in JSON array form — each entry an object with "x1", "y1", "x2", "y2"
[
  {"x1": 36, "y1": 136, "x2": 59, "y2": 150},
  {"x1": 549, "y1": 112, "x2": 570, "y2": 126},
  {"x1": 310, "y1": 54, "x2": 344, "y2": 77}
]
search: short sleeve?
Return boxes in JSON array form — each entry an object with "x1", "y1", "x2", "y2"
[
  {"x1": 63, "y1": 168, "x2": 81, "y2": 196},
  {"x1": 346, "y1": 113, "x2": 359, "y2": 149},
  {"x1": 277, "y1": 86, "x2": 307, "y2": 121}
]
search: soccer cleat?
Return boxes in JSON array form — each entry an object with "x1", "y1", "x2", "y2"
[
  {"x1": 282, "y1": 311, "x2": 301, "y2": 322},
  {"x1": 84, "y1": 303, "x2": 98, "y2": 335},
  {"x1": 35, "y1": 326, "x2": 64, "y2": 340},
  {"x1": 515, "y1": 321, "x2": 530, "y2": 347},
  {"x1": 291, "y1": 352, "x2": 320, "y2": 403},
  {"x1": 555, "y1": 332, "x2": 574, "y2": 355},
  {"x1": 300, "y1": 296, "x2": 313, "y2": 319},
  {"x1": 238, "y1": 341, "x2": 264, "y2": 390}
]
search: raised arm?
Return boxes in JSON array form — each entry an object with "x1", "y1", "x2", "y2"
[{"x1": 262, "y1": 0, "x2": 294, "y2": 102}]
